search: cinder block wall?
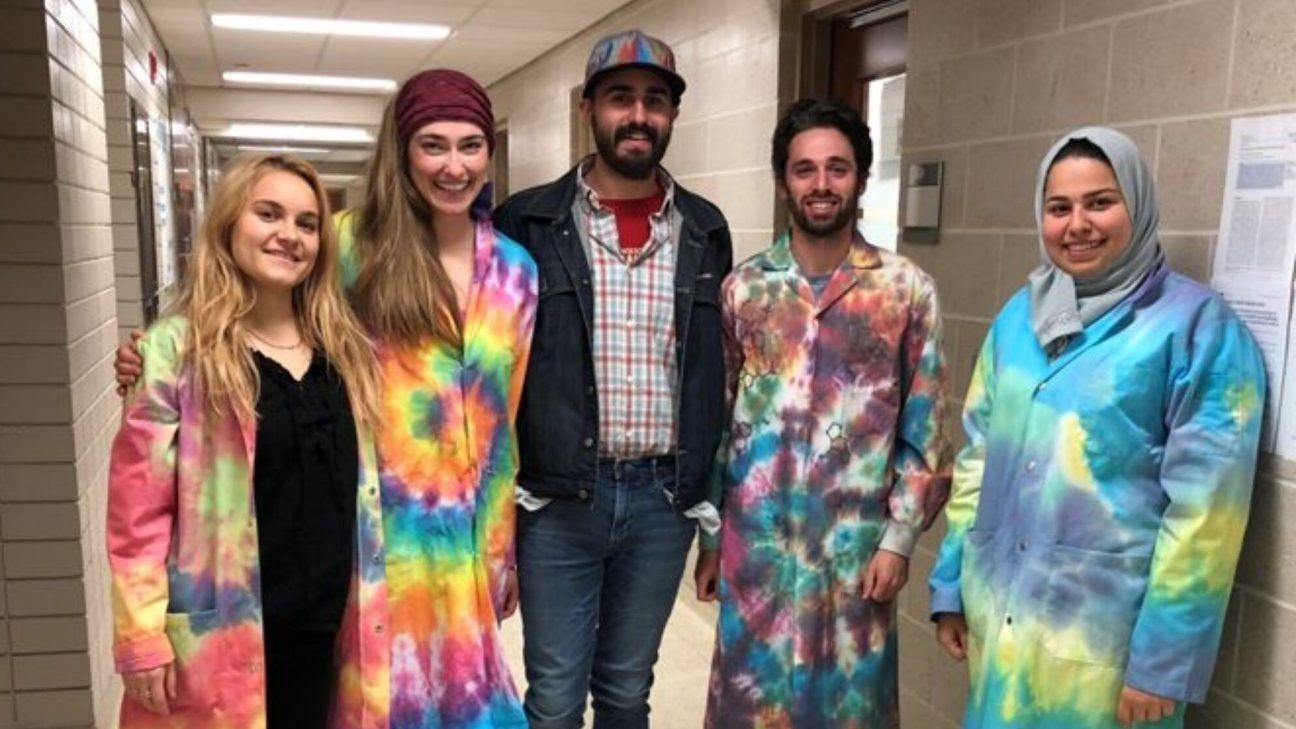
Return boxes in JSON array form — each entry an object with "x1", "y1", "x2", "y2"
[
  {"x1": 487, "y1": 0, "x2": 790, "y2": 261},
  {"x1": 895, "y1": 1, "x2": 1296, "y2": 727},
  {"x1": 0, "y1": 0, "x2": 121, "y2": 726}
]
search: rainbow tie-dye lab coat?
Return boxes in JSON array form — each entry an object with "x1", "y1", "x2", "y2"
[
  {"x1": 339, "y1": 215, "x2": 537, "y2": 729},
  {"x1": 929, "y1": 264, "x2": 1264, "y2": 729},
  {"x1": 706, "y1": 233, "x2": 952, "y2": 729},
  {"x1": 107, "y1": 316, "x2": 390, "y2": 729}
]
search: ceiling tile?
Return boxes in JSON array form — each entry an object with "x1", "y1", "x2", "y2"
[
  {"x1": 336, "y1": 0, "x2": 482, "y2": 25},
  {"x1": 212, "y1": 27, "x2": 327, "y2": 71},
  {"x1": 470, "y1": 7, "x2": 599, "y2": 31},
  {"x1": 451, "y1": 25, "x2": 570, "y2": 44},
  {"x1": 205, "y1": 0, "x2": 337, "y2": 15},
  {"x1": 315, "y1": 36, "x2": 438, "y2": 78}
]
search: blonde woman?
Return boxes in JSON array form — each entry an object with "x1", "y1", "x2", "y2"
[
  {"x1": 107, "y1": 154, "x2": 386, "y2": 729},
  {"x1": 113, "y1": 71, "x2": 537, "y2": 729}
]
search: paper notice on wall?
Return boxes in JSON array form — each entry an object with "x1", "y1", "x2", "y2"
[
  {"x1": 1211, "y1": 113, "x2": 1296, "y2": 456},
  {"x1": 1213, "y1": 278, "x2": 1290, "y2": 451}
]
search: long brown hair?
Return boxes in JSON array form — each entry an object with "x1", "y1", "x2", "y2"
[
  {"x1": 173, "y1": 153, "x2": 380, "y2": 423},
  {"x1": 348, "y1": 98, "x2": 463, "y2": 350}
]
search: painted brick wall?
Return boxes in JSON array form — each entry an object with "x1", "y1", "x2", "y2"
[{"x1": 0, "y1": 0, "x2": 118, "y2": 726}]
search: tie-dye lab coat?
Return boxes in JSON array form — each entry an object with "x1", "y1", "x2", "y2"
[
  {"x1": 107, "y1": 316, "x2": 390, "y2": 729},
  {"x1": 929, "y1": 264, "x2": 1264, "y2": 729},
  {"x1": 706, "y1": 233, "x2": 952, "y2": 729},
  {"x1": 338, "y1": 215, "x2": 537, "y2": 729}
]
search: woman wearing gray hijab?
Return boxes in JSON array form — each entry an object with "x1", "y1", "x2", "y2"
[{"x1": 927, "y1": 127, "x2": 1265, "y2": 729}]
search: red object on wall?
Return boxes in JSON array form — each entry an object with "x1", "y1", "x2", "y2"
[{"x1": 148, "y1": 51, "x2": 157, "y2": 83}]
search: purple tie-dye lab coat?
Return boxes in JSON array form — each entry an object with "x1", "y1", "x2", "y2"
[{"x1": 706, "y1": 232, "x2": 953, "y2": 729}]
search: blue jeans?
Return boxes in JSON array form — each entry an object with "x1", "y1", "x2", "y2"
[{"x1": 517, "y1": 457, "x2": 696, "y2": 729}]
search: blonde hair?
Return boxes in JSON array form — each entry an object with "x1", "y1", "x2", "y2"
[
  {"x1": 348, "y1": 98, "x2": 464, "y2": 350},
  {"x1": 173, "y1": 153, "x2": 380, "y2": 424}
]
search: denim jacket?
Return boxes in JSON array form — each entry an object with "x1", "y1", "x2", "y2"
[{"x1": 493, "y1": 166, "x2": 733, "y2": 511}]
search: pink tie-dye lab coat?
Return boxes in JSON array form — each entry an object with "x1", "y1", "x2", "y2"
[{"x1": 107, "y1": 316, "x2": 391, "y2": 729}]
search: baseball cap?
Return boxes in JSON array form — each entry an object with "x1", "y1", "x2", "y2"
[{"x1": 583, "y1": 29, "x2": 686, "y2": 102}]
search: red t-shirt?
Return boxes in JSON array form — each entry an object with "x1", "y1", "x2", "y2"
[{"x1": 602, "y1": 191, "x2": 666, "y2": 256}]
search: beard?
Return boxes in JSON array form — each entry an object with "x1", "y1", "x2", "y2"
[
  {"x1": 788, "y1": 190, "x2": 860, "y2": 238},
  {"x1": 591, "y1": 118, "x2": 672, "y2": 180}
]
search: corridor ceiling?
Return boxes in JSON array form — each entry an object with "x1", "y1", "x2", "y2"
[{"x1": 139, "y1": 0, "x2": 628, "y2": 163}]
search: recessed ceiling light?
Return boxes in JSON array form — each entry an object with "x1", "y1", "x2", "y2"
[
  {"x1": 236, "y1": 145, "x2": 332, "y2": 155},
  {"x1": 211, "y1": 13, "x2": 451, "y2": 40},
  {"x1": 223, "y1": 71, "x2": 396, "y2": 93},
  {"x1": 222, "y1": 123, "x2": 373, "y2": 144}
]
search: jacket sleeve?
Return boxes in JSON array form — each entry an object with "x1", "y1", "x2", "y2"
[
  {"x1": 1123, "y1": 306, "x2": 1265, "y2": 703},
  {"x1": 106, "y1": 322, "x2": 184, "y2": 673},
  {"x1": 878, "y1": 274, "x2": 953, "y2": 558},
  {"x1": 929, "y1": 327, "x2": 995, "y2": 617},
  {"x1": 477, "y1": 253, "x2": 538, "y2": 615},
  {"x1": 699, "y1": 270, "x2": 743, "y2": 551}
]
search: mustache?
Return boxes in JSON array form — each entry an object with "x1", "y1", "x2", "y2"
[
  {"x1": 801, "y1": 194, "x2": 843, "y2": 205},
  {"x1": 614, "y1": 123, "x2": 660, "y2": 145}
]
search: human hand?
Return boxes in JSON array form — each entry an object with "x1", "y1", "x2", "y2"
[
  {"x1": 1116, "y1": 685, "x2": 1175, "y2": 727},
  {"x1": 499, "y1": 567, "x2": 519, "y2": 619},
  {"x1": 114, "y1": 329, "x2": 145, "y2": 396},
  {"x1": 935, "y1": 613, "x2": 969, "y2": 661},
  {"x1": 123, "y1": 663, "x2": 175, "y2": 715},
  {"x1": 862, "y1": 549, "x2": 908, "y2": 602},
  {"x1": 694, "y1": 548, "x2": 719, "y2": 602}
]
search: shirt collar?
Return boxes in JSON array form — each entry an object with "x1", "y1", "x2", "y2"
[{"x1": 763, "y1": 229, "x2": 882, "y2": 273}]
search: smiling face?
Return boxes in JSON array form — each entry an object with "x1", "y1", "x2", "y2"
[
  {"x1": 229, "y1": 169, "x2": 321, "y2": 295},
  {"x1": 1041, "y1": 156, "x2": 1133, "y2": 279},
  {"x1": 406, "y1": 120, "x2": 490, "y2": 217},
  {"x1": 583, "y1": 67, "x2": 678, "y2": 180},
  {"x1": 780, "y1": 126, "x2": 864, "y2": 239}
]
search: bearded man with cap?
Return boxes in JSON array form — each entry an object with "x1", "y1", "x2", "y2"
[{"x1": 493, "y1": 29, "x2": 733, "y2": 729}]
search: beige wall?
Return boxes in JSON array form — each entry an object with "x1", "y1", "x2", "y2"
[
  {"x1": 0, "y1": 0, "x2": 120, "y2": 726},
  {"x1": 894, "y1": 0, "x2": 1296, "y2": 727},
  {"x1": 488, "y1": 0, "x2": 790, "y2": 261}
]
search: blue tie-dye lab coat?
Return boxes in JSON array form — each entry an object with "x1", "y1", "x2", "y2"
[{"x1": 929, "y1": 263, "x2": 1264, "y2": 729}]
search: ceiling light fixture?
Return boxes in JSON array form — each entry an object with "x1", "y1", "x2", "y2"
[
  {"x1": 223, "y1": 71, "x2": 396, "y2": 93},
  {"x1": 236, "y1": 144, "x2": 332, "y2": 155},
  {"x1": 211, "y1": 13, "x2": 451, "y2": 40},
  {"x1": 222, "y1": 123, "x2": 373, "y2": 144}
]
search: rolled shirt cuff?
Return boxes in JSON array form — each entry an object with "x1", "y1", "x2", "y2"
[{"x1": 878, "y1": 518, "x2": 920, "y2": 558}]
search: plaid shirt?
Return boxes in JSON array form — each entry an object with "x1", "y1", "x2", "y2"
[{"x1": 575, "y1": 160, "x2": 678, "y2": 457}]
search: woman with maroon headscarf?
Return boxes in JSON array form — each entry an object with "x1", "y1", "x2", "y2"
[
  {"x1": 329, "y1": 70, "x2": 537, "y2": 729},
  {"x1": 113, "y1": 70, "x2": 536, "y2": 729}
]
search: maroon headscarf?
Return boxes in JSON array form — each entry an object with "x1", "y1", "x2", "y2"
[{"x1": 394, "y1": 69, "x2": 495, "y2": 151}]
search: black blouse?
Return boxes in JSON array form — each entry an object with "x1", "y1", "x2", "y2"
[{"x1": 252, "y1": 350, "x2": 358, "y2": 633}]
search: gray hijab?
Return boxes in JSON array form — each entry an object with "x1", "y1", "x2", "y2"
[{"x1": 1028, "y1": 126, "x2": 1165, "y2": 353}]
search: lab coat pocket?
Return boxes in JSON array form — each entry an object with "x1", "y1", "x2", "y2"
[
  {"x1": 1041, "y1": 544, "x2": 1151, "y2": 667},
  {"x1": 164, "y1": 610, "x2": 224, "y2": 711}
]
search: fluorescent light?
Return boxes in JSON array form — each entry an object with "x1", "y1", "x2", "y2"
[
  {"x1": 222, "y1": 123, "x2": 373, "y2": 144},
  {"x1": 212, "y1": 13, "x2": 450, "y2": 40},
  {"x1": 319, "y1": 174, "x2": 362, "y2": 184},
  {"x1": 236, "y1": 145, "x2": 332, "y2": 155},
  {"x1": 223, "y1": 71, "x2": 396, "y2": 93}
]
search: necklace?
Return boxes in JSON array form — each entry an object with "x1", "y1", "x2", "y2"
[{"x1": 246, "y1": 328, "x2": 303, "y2": 351}]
